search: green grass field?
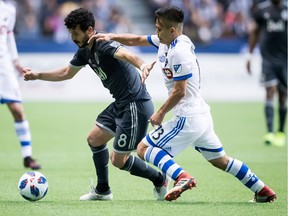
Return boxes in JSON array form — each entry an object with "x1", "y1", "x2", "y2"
[{"x1": 0, "y1": 102, "x2": 287, "y2": 216}]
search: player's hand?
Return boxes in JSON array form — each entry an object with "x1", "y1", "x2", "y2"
[
  {"x1": 88, "y1": 33, "x2": 112, "y2": 46},
  {"x1": 246, "y1": 53, "x2": 252, "y2": 75},
  {"x1": 149, "y1": 112, "x2": 164, "y2": 127},
  {"x1": 246, "y1": 60, "x2": 252, "y2": 75},
  {"x1": 141, "y1": 61, "x2": 156, "y2": 83},
  {"x1": 23, "y1": 68, "x2": 39, "y2": 81}
]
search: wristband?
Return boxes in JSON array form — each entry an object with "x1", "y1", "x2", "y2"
[{"x1": 140, "y1": 63, "x2": 148, "y2": 71}]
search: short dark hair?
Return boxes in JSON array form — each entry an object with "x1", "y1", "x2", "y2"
[
  {"x1": 155, "y1": 6, "x2": 184, "y2": 24},
  {"x1": 64, "y1": 8, "x2": 95, "y2": 31}
]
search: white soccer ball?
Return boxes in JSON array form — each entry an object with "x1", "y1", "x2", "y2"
[{"x1": 18, "y1": 171, "x2": 48, "y2": 201}]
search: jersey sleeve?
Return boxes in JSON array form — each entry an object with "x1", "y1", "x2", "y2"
[
  {"x1": 147, "y1": 35, "x2": 160, "y2": 49},
  {"x1": 171, "y1": 45, "x2": 193, "y2": 81},
  {"x1": 252, "y1": 4, "x2": 266, "y2": 26},
  {"x1": 70, "y1": 49, "x2": 87, "y2": 67},
  {"x1": 97, "y1": 40, "x2": 123, "y2": 57}
]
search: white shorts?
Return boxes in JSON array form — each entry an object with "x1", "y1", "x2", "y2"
[
  {"x1": 143, "y1": 112, "x2": 225, "y2": 161},
  {"x1": 0, "y1": 59, "x2": 22, "y2": 104}
]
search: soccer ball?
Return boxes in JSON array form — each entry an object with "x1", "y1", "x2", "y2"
[{"x1": 18, "y1": 171, "x2": 48, "y2": 201}]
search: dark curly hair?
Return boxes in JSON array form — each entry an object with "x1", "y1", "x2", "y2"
[
  {"x1": 155, "y1": 6, "x2": 184, "y2": 24},
  {"x1": 64, "y1": 8, "x2": 95, "y2": 32}
]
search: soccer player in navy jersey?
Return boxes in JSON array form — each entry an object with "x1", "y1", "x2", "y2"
[
  {"x1": 23, "y1": 8, "x2": 169, "y2": 201},
  {"x1": 91, "y1": 6, "x2": 277, "y2": 202},
  {"x1": 246, "y1": 0, "x2": 287, "y2": 146}
]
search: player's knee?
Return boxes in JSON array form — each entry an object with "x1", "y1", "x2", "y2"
[
  {"x1": 87, "y1": 134, "x2": 96, "y2": 147},
  {"x1": 136, "y1": 142, "x2": 147, "y2": 160},
  {"x1": 110, "y1": 152, "x2": 126, "y2": 168},
  {"x1": 209, "y1": 156, "x2": 229, "y2": 171}
]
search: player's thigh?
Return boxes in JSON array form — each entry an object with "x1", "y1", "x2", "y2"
[
  {"x1": 144, "y1": 116, "x2": 204, "y2": 156},
  {"x1": 0, "y1": 70, "x2": 22, "y2": 102},
  {"x1": 88, "y1": 125, "x2": 114, "y2": 146},
  {"x1": 113, "y1": 100, "x2": 153, "y2": 153},
  {"x1": 193, "y1": 113, "x2": 225, "y2": 161},
  {"x1": 261, "y1": 61, "x2": 278, "y2": 87},
  {"x1": 90, "y1": 103, "x2": 117, "y2": 146},
  {"x1": 277, "y1": 62, "x2": 287, "y2": 90}
]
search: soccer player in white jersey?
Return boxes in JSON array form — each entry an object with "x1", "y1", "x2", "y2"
[
  {"x1": 0, "y1": 0, "x2": 41, "y2": 169},
  {"x1": 91, "y1": 6, "x2": 277, "y2": 203}
]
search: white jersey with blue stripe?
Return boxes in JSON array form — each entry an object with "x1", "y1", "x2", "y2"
[{"x1": 148, "y1": 34, "x2": 210, "y2": 117}]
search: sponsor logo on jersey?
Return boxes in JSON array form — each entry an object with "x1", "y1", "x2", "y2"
[
  {"x1": 162, "y1": 68, "x2": 173, "y2": 79},
  {"x1": 267, "y1": 20, "x2": 285, "y2": 32},
  {"x1": 173, "y1": 64, "x2": 182, "y2": 74}
]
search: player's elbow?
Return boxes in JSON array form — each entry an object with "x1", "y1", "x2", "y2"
[{"x1": 176, "y1": 90, "x2": 186, "y2": 99}]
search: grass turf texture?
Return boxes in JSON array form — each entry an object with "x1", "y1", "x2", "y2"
[{"x1": 0, "y1": 102, "x2": 286, "y2": 216}]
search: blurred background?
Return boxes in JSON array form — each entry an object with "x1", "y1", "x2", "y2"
[
  {"x1": 14, "y1": 0, "x2": 266, "y2": 52},
  {"x1": 12, "y1": 0, "x2": 272, "y2": 102}
]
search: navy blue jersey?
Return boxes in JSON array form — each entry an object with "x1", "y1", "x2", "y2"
[
  {"x1": 253, "y1": 1, "x2": 287, "y2": 62},
  {"x1": 70, "y1": 38, "x2": 151, "y2": 107}
]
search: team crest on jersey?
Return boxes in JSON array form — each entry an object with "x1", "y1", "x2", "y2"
[
  {"x1": 281, "y1": 10, "x2": 287, "y2": 20},
  {"x1": 264, "y1": 12, "x2": 270, "y2": 19},
  {"x1": 173, "y1": 64, "x2": 182, "y2": 74},
  {"x1": 159, "y1": 55, "x2": 166, "y2": 63},
  {"x1": 162, "y1": 68, "x2": 173, "y2": 79}
]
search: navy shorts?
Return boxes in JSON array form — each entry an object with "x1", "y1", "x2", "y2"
[
  {"x1": 96, "y1": 99, "x2": 154, "y2": 153},
  {"x1": 261, "y1": 60, "x2": 287, "y2": 91}
]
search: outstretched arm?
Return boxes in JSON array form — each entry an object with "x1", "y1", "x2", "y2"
[
  {"x1": 88, "y1": 33, "x2": 150, "y2": 47},
  {"x1": 23, "y1": 65, "x2": 81, "y2": 81},
  {"x1": 114, "y1": 47, "x2": 156, "y2": 83}
]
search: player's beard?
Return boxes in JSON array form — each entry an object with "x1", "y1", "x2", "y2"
[
  {"x1": 79, "y1": 35, "x2": 89, "y2": 48},
  {"x1": 74, "y1": 34, "x2": 89, "y2": 48}
]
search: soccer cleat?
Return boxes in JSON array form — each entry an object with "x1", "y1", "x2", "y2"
[
  {"x1": 80, "y1": 183, "x2": 113, "y2": 201},
  {"x1": 164, "y1": 172, "x2": 197, "y2": 201},
  {"x1": 263, "y1": 133, "x2": 275, "y2": 145},
  {"x1": 273, "y1": 132, "x2": 286, "y2": 147},
  {"x1": 153, "y1": 174, "x2": 171, "y2": 201},
  {"x1": 253, "y1": 185, "x2": 277, "y2": 203},
  {"x1": 23, "y1": 156, "x2": 41, "y2": 170}
]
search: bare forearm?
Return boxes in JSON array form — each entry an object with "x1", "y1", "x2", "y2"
[
  {"x1": 38, "y1": 67, "x2": 70, "y2": 81},
  {"x1": 109, "y1": 33, "x2": 149, "y2": 46},
  {"x1": 248, "y1": 28, "x2": 260, "y2": 53},
  {"x1": 158, "y1": 89, "x2": 185, "y2": 116},
  {"x1": 23, "y1": 66, "x2": 76, "y2": 81}
]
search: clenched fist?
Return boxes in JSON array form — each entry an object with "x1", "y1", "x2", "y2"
[{"x1": 23, "y1": 68, "x2": 39, "y2": 81}]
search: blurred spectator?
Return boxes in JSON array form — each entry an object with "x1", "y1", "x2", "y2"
[
  {"x1": 15, "y1": 0, "x2": 41, "y2": 39},
  {"x1": 14, "y1": 0, "x2": 269, "y2": 45},
  {"x1": 40, "y1": 0, "x2": 60, "y2": 37},
  {"x1": 53, "y1": 2, "x2": 81, "y2": 43},
  {"x1": 14, "y1": 0, "x2": 133, "y2": 43},
  {"x1": 221, "y1": 0, "x2": 252, "y2": 38},
  {"x1": 147, "y1": 0, "x2": 264, "y2": 43},
  {"x1": 190, "y1": 0, "x2": 222, "y2": 43},
  {"x1": 106, "y1": 6, "x2": 132, "y2": 33}
]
